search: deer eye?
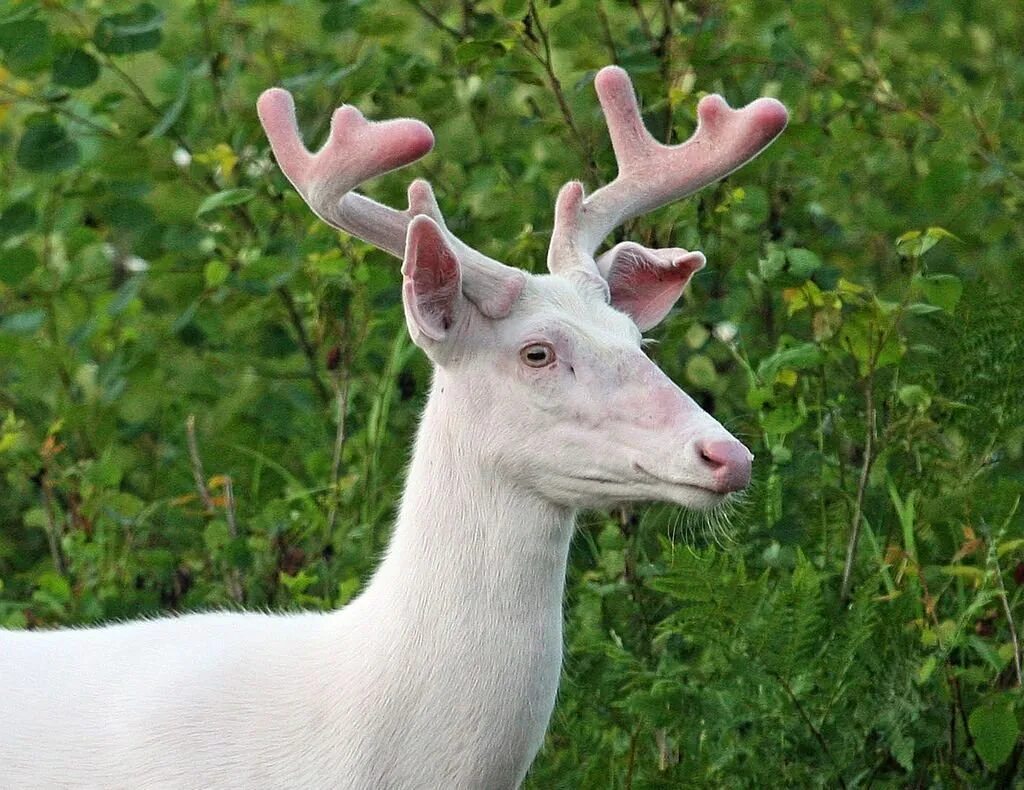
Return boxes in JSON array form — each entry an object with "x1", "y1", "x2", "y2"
[{"x1": 520, "y1": 343, "x2": 555, "y2": 368}]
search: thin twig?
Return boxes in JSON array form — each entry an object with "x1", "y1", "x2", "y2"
[
  {"x1": 840, "y1": 374, "x2": 874, "y2": 601},
  {"x1": 982, "y1": 507, "x2": 1023, "y2": 687},
  {"x1": 223, "y1": 475, "x2": 244, "y2": 605},
  {"x1": 629, "y1": 0, "x2": 654, "y2": 43},
  {"x1": 98, "y1": 52, "x2": 194, "y2": 152},
  {"x1": 949, "y1": 671, "x2": 986, "y2": 770},
  {"x1": 40, "y1": 474, "x2": 68, "y2": 576},
  {"x1": 186, "y1": 415, "x2": 215, "y2": 512},
  {"x1": 623, "y1": 726, "x2": 639, "y2": 789},
  {"x1": 326, "y1": 371, "x2": 352, "y2": 535},
  {"x1": 595, "y1": 2, "x2": 618, "y2": 63},
  {"x1": 0, "y1": 85, "x2": 120, "y2": 138},
  {"x1": 770, "y1": 671, "x2": 848, "y2": 789},
  {"x1": 403, "y1": 0, "x2": 462, "y2": 40},
  {"x1": 523, "y1": 2, "x2": 600, "y2": 184},
  {"x1": 196, "y1": 0, "x2": 229, "y2": 126},
  {"x1": 658, "y1": 0, "x2": 675, "y2": 144},
  {"x1": 277, "y1": 287, "x2": 330, "y2": 405},
  {"x1": 224, "y1": 476, "x2": 238, "y2": 539},
  {"x1": 994, "y1": 559, "x2": 1022, "y2": 686}
]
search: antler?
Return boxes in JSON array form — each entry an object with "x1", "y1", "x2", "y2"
[
  {"x1": 548, "y1": 66, "x2": 788, "y2": 275},
  {"x1": 257, "y1": 89, "x2": 524, "y2": 318}
]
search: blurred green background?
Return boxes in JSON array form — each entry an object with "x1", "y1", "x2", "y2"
[{"x1": 1, "y1": 1, "x2": 1022, "y2": 786}]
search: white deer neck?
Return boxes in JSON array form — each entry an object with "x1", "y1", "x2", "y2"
[
  {"x1": 343, "y1": 375, "x2": 576, "y2": 786},
  {"x1": 372, "y1": 374, "x2": 576, "y2": 614}
]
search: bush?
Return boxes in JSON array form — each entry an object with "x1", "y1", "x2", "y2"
[{"x1": 1, "y1": 1, "x2": 1022, "y2": 785}]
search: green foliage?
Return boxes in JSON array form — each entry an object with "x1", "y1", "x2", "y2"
[{"x1": 1, "y1": 0, "x2": 1023, "y2": 785}]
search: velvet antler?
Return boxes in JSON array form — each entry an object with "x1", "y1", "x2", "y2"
[
  {"x1": 257, "y1": 88, "x2": 524, "y2": 318},
  {"x1": 548, "y1": 66, "x2": 789, "y2": 276}
]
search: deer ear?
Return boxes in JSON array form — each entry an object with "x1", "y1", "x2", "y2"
[
  {"x1": 402, "y1": 215, "x2": 464, "y2": 346},
  {"x1": 597, "y1": 242, "x2": 706, "y2": 331}
]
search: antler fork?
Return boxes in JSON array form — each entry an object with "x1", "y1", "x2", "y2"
[
  {"x1": 257, "y1": 89, "x2": 524, "y2": 318},
  {"x1": 548, "y1": 66, "x2": 788, "y2": 277}
]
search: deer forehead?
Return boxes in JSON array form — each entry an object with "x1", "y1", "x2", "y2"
[{"x1": 509, "y1": 273, "x2": 642, "y2": 348}]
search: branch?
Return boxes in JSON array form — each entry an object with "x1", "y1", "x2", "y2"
[
  {"x1": 0, "y1": 84, "x2": 119, "y2": 139},
  {"x1": 186, "y1": 415, "x2": 215, "y2": 512},
  {"x1": 522, "y1": 2, "x2": 600, "y2": 184},
  {"x1": 770, "y1": 671, "x2": 848, "y2": 789},
  {"x1": 595, "y1": 2, "x2": 619, "y2": 63},
  {"x1": 840, "y1": 374, "x2": 874, "y2": 601},
  {"x1": 629, "y1": 0, "x2": 654, "y2": 43},
  {"x1": 277, "y1": 287, "x2": 330, "y2": 406},
  {"x1": 981, "y1": 505, "x2": 1023, "y2": 687},
  {"x1": 326, "y1": 370, "x2": 352, "y2": 536},
  {"x1": 223, "y1": 475, "x2": 244, "y2": 605},
  {"x1": 403, "y1": 0, "x2": 462, "y2": 40},
  {"x1": 40, "y1": 472, "x2": 68, "y2": 577},
  {"x1": 196, "y1": 0, "x2": 229, "y2": 126}
]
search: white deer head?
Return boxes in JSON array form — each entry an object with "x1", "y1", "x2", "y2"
[{"x1": 257, "y1": 66, "x2": 788, "y2": 513}]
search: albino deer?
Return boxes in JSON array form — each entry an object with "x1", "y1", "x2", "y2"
[{"x1": 0, "y1": 66, "x2": 786, "y2": 789}]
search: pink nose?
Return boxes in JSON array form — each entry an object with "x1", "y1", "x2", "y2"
[{"x1": 698, "y1": 439, "x2": 753, "y2": 493}]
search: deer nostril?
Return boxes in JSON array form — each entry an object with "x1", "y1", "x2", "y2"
[
  {"x1": 697, "y1": 439, "x2": 753, "y2": 493},
  {"x1": 699, "y1": 443, "x2": 723, "y2": 469}
]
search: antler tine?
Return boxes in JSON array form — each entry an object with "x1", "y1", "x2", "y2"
[
  {"x1": 549, "y1": 66, "x2": 788, "y2": 270},
  {"x1": 257, "y1": 89, "x2": 526, "y2": 318},
  {"x1": 257, "y1": 87, "x2": 435, "y2": 257}
]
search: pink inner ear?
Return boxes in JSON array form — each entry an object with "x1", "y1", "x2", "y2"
[
  {"x1": 604, "y1": 244, "x2": 705, "y2": 331},
  {"x1": 403, "y1": 217, "x2": 461, "y2": 342}
]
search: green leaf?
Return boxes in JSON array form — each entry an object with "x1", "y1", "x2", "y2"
[
  {"x1": 108, "y1": 276, "x2": 144, "y2": 316},
  {"x1": 997, "y1": 538, "x2": 1024, "y2": 558},
  {"x1": 888, "y1": 731, "x2": 915, "y2": 772},
  {"x1": 0, "y1": 201, "x2": 37, "y2": 241},
  {"x1": 35, "y1": 571, "x2": 70, "y2": 603},
  {"x1": 914, "y1": 273, "x2": 962, "y2": 313},
  {"x1": 0, "y1": 19, "x2": 52, "y2": 74},
  {"x1": 785, "y1": 248, "x2": 822, "y2": 279},
  {"x1": 758, "y1": 248, "x2": 786, "y2": 281},
  {"x1": 838, "y1": 312, "x2": 905, "y2": 375},
  {"x1": 15, "y1": 116, "x2": 80, "y2": 173},
  {"x1": 353, "y1": 13, "x2": 410, "y2": 37},
  {"x1": 897, "y1": 226, "x2": 958, "y2": 258},
  {"x1": 94, "y1": 3, "x2": 163, "y2": 55},
  {"x1": 924, "y1": 226, "x2": 961, "y2": 243},
  {"x1": 336, "y1": 577, "x2": 361, "y2": 606},
  {"x1": 203, "y1": 519, "x2": 230, "y2": 552},
  {"x1": 52, "y1": 48, "x2": 100, "y2": 88},
  {"x1": 756, "y1": 342, "x2": 822, "y2": 384},
  {"x1": 897, "y1": 384, "x2": 931, "y2": 410},
  {"x1": 455, "y1": 40, "x2": 510, "y2": 66},
  {"x1": 204, "y1": 260, "x2": 230, "y2": 287},
  {"x1": 685, "y1": 354, "x2": 717, "y2": 389},
  {"x1": 146, "y1": 75, "x2": 190, "y2": 140},
  {"x1": 906, "y1": 302, "x2": 943, "y2": 316},
  {"x1": 196, "y1": 188, "x2": 254, "y2": 217},
  {"x1": 0, "y1": 309, "x2": 45, "y2": 334},
  {"x1": 915, "y1": 655, "x2": 937, "y2": 685},
  {"x1": 0, "y1": 246, "x2": 39, "y2": 286},
  {"x1": 321, "y1": 2, "x2": 363, "y2": 32},
  {"x1": 968, "y1": 699, "x2": 1019, "y2": 770},
  {"x1": 761, "y1": 402, "x2": 806, "y2": 435}
]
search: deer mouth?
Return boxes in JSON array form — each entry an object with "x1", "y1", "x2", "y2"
[{"x1": 631, "y1": 462, "x2": 726, "y2": 500}]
